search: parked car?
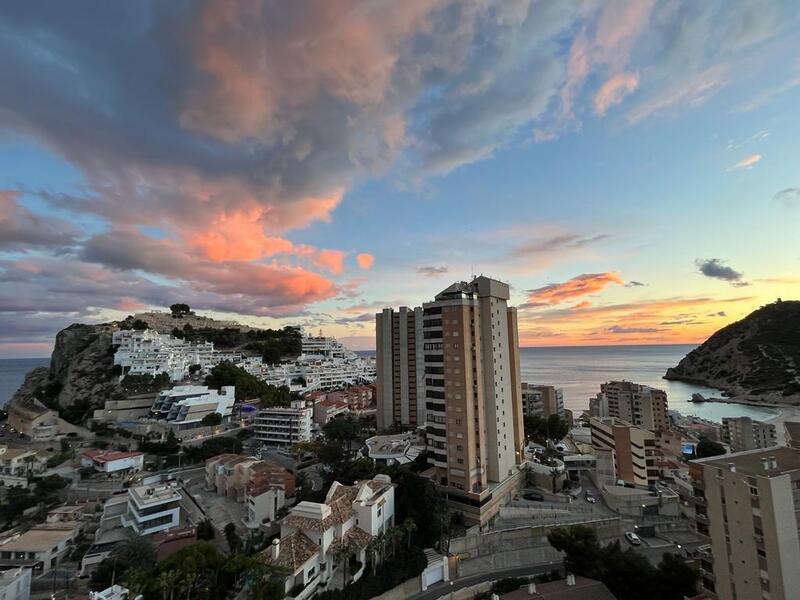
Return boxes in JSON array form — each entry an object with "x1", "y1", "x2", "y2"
[
  {"x1": 523, "y1": 491, "x2": 545, "y2": 502},
  {"x1": 625, "y1": 531, "x2": 642, "y2": 546}
]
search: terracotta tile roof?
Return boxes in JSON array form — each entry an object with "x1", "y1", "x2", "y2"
[
  {"x1": 264, "y1": 531, "x2": 319, "y2": 573},
  {"x1": 283, "y1": 514, "x2": 335, "y2": 532},
  {"x1": 329, "y1": 527, "x2": 372, "y2": 552}
]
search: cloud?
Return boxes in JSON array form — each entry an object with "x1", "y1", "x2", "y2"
[
  {"x1": 416, "y1": 266, "x2": 449, "y2": 277},
  {"x1": 0, "y1": 191, "x2": 78, "y2": 251},
  {"x1": 734, "y1": 75, "x2": 800, "y2": 113},
  {"x1": 773, "y1": 188, "x2": 800, "y2": 208},
  {"x1": 524, "y1": 272, "x2": 624, "y2": 306},
  {"x1": 607, "y1": 325, "x2": 662, "y2": 334},
  {"x1": 625, "y1": 281, "x2": 646, "y2": 287},
  {"x1": 728, "y1": 154, "x2": 762, "y2": 171},
  {"x1": 356, "y1": 253, "x2": 374, "y2": 271},
  {"x1": 593, "y1": 72, "x2": 639, "y2": 115},
  {"x1": 695, "y1": 258, "x2": 748, "y2": 286},
  {"x1": 726, "y1": 130, "x2": 769, "y2": 151},
  {"x1": 707, "y1": 311, "x2": 727, "y2": 317},
  {"x1": 512, "y1": 233, "x2": 612, "y2": 258}
]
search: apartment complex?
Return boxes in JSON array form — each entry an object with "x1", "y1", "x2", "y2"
[
  {"x1": 721, "y1": 417, "x2": 778, "y2": 452},
  {"x1": 520, "y1": 384, "x2": 564, "y2": 417},
  {"x1": 149, "y1": 385, "x2": 235, "y2": 430},
  {"x1": 253, "y1": 400, "x2": 313, "y2": 447},
  {"x1": 0, "y1": 523, "x2": 79, "y2": 575},
  {"x1": 590, "y1": 417, "x2": 658, "y2": 486},
  {"x1": 591, "y1": 381, "x2": 669, "y2": 432},
  {"x1": 0, "y1": 567, "x2": 31, "y2": 600},
  {"x1": 7, "y1": 399, "x2": 60, "y2": 442},
  {"x1": 205, "y1": 454, "x2": 295, "y2": 528},
  {"x1": 691, "y1": 447, "x2": 800, "y2": 600},
  {"x1": 375, "y1": 306, "x2": 424, "y2": 430}
]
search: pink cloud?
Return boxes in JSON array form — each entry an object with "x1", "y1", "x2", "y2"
[
  {"x1": 356, "y1": 253, "x2": 374, "y2": 270},
  {"x1": 729, "y1": 153, "x2": 762, "y2": 170},
  {"x1": 593, "y1": 72, "x2": 639, "y2": 115},
  {"x1": 311, "y1": 249, "x2": 346, "y2": 275},
  {"x1": 525, "y1": 272, "x2": 625, "y2": 306}
]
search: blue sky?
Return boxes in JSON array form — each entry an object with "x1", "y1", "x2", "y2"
[{"x1": 0, "y1": 0, "x2": 799, "y2": 356}]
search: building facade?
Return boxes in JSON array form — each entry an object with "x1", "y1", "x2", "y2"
[
  {"x1": 520, "y1": 384, "x2": 564, "y2": 417},
  {"x1": 590, "y1": 417, "x2": 658, "y2": 487},
  {"x1": 375, "y1": 306, "x2": 424, "y2": 430},
  {"x1": 80, "y1": 450, "x2": 144, "y2": 474},
  {"x1": 691, "y1": 447, "x2": 800, "y2": 600},
  {"x1": 149, "y1": 385, "x2": 235, "y2": 430},
  {"x1": 592, "y1": 381, "x2": 669, "y2": 432},
  {"x1": 121, "y1": 484, "x2": 182, "y2": 536},
  {"x1": 0, "y1": 566, "x2": 31, "y2": 600},
  {"x1": 7, "y1": 399, "x2": 60, "y2": 442},
  {"x1": 253, "y1": 400, "x2": 313, "y2": 447},
  {"x1": 721, "y1": 417, "x2": 778, "y2": 452}
]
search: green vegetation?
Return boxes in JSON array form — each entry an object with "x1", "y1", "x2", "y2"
[
  {"x1": 0, "y1": 475, "x2": 68, "y2": 527},
  {"x1": 315, "y1": 545, "x2": 427, "y2": 600},
  {"x1": 547, "y1": 525, "x2": 698, "y2": 600},
  {"x1": 695, "y1": 436, "x2": 726, "y2": 458},
  {"x1": 524, "y1": 414, "x2": 570, "y2": 444},
  {"x1": 197, "y1": 519, "x2": 216, "y2": 541},
  {"x1": 118, "y1": 317, "x2": 149, "y2": 331},
  {"x1": 201, "y1": 412, "x2": 223, "y2": 426},
  {"x1": 178, "y1": 324, "x2": 301, "y2": 364},
  {"x1": 92, "y1": 540, "x2": 286, "y2": 600},
  {"x1": 205, "y1": 361, "x2": 299, "y2": 406},
  {"x1": 170, "y1": 303, "x2": 193, "y2": 317},
  {"x1": 121, "y1": 372, "x2": 170, "y2": 394}
]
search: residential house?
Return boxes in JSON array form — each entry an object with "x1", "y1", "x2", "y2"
[
  {"x1": 0, "y1": 523, "x2": 79, "y2": 575},
  {"x1": 266, "y1": 474, "x2": 395, "y2": 599},
  {"x1": 0, "y1": 567, "x2": 31, "y2": 600},
  {"x1": 80, "y1": 450, "x2": 144, "y2": 475}
]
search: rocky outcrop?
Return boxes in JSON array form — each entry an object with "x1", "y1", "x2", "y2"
[
  {"x1": 9, "y1": 323, "x2": 121, "y2": 420},
  {"x1": 665, "y1": 300, "x2": 800, "y2": 404}
]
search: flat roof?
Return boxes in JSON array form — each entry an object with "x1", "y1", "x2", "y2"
[
  {"x1": 83, "y1": 450, "x2": 144, "y2": 463},
  {"x1": 129, "y1": 484, "x2": 181, "y2": 504},
  {"x1": 0, "y1": 527, "x2": 75, "y2": 552},
  {"x1": 696, "y1": 446, "x2": 800, "y2": 477}
]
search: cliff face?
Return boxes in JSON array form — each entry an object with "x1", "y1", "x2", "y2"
[
  {"x1": 10, "y1": 323, "x2": 120, "y2": 419},
  {"x1": 665, "y1": 300, "x2": 800, "y2": 403}
]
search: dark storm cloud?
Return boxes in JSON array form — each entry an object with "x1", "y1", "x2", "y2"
[{"x1": 695, "y1": 258, "x2": 748, "y2": 286}]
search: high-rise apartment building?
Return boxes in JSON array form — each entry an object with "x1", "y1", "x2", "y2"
[
  {"x1": 377, "y1": 276, "x2": 525, "y2": 525},
  {"x1": 376, "y1": 307, "x2": 424, "y2": 430},
  {"x1": 590, "y1": 417, "x2": 658, "y2": 486},
  {"x1": 592, "y1": 381, "x2": 669, "y2": 432},
  {"x1": 521, "y1": 383, "x2": 564, "y2": 417},
  {"x1": 721, "y1": 417, "x2": 778, "y2": 452},
  {"x1": 691, "y1": 447, "x2": 800, "y2": 600}
]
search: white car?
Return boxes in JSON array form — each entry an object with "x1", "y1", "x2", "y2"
[
  {"x1": 586, "y1": 495, "x2": 596, "y2": 503},
  {"x1": 625, "y1": 531, "x2": 642, "y2": 546}
]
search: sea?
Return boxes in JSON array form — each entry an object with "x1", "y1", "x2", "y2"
[
  {"x1": 360, "y1": 344, "x2": 780, "y2": 423},
  {"x1": 1, "y1": 345, "x2": 779, "y2": 422}
]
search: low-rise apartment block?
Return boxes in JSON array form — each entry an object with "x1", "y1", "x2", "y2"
[
  {"x1": 721, "y1": 416, "x2": 778, "y2": 452},
  {"x1": 0, "y1": 522, "x2": 79, "y2": 575},
  {"x1": 0, "y1": 446, "x2": 46, "y2": 477},
  {"x1": 80, "y1": 450, "x2": 144, "y2": 474},
  {"x1": 312, "y1": 396, "x2": 349, "y2": 428},
  {"x1": 267, "y1": 475, "x2": 395, "y2": 598},
  {"x1": 149, "y1": 385, "x2": 235, "y2": 430},
  {"x1": 253, "y1": 400, "x2": 313, "y2": 447},
  {"x1": 521, "y1": 384, "x2": 564, "y2": 417},
  {"x1": 691, "y1": 447, "x2": 800, "y2": 600},
  {"x1": 590, "y1": 417, "x2": 658, "y2": 487},
  {"x1": 205, "y1": 454, "x2": 294, "y2": 528},
  {"x1": 7, "y1": 399, "x2": 60, "y2": 442}
]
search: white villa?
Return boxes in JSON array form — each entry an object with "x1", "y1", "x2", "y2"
[{"x1": 266, "y1": 474, "x2": 395, "y2": 600}]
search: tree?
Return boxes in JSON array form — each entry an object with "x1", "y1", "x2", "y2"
[
  {"x1": 197, "y1": 519, "x2": 216, "y2": 541},
  {"x1": 170, "y1": 303, "x2": 192, "y2": 317},
  {"x1": 201, "y1": 412, "x2": 223, "y2": 427},
  {"x1": 112, "y1": 533, "x2": 158, "y2": 568},
  {"x1": 695, "y1": 437, "x2": 726, "y2": 458},
  {"x1": 323, "y1": 415, "x2": 362, "y2": 456},
  {"x1": 224, "y1": 523, "x2": 241, "y2": 554},
  {"x1": 653, "y1": 552, "x2": 699, "y2": 600},
  {"x1": 547, "y1": 525, "x2": 603, "y2": 578},
  {"x1": 524, "y1": 414, "x2": 570, "y2": 444}
]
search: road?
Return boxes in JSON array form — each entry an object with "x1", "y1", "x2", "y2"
[{"x1": 408, "y1": 561, "x2": 564, "y2": 600}]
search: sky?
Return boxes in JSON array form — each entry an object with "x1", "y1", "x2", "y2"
[{"x1": 1, "y1": 0, "x2": 799, "y2": 358}]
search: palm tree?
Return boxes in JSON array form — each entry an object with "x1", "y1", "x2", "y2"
[
  {"x1": 158, "y1": 570, "x2": 180, "y2": 600},
  {"x1": 111, "y1": 532, "x2": 157, "y2": 569},
  {"x1": 331, "y1": 541, "x2": 355, "y2": 586},
  {"x1": 550, "y1": 467, "x2": 560, "y2": 494},
  {"x1": 123, "y1": 567, "x2": 149, "y2": 598},
  {"x1": 402, "y1": 518, "x2": 417, "y2": 550},
  {"x1": 366, "y1": 536, "x2": 381, "y2": 575}
]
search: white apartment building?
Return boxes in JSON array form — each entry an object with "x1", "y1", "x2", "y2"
[
  {"x1": 0, "y1": 566, "x2": 31, "y2": 600},
  {"x1": 253, "y1": 400, "x2": 313, "y2": 447},
  {"x1": 0, "y1": 447, "x2": 46, "y2": 477},
  {"x1": 0, "y1": 523, "x2": 78, "y2": 575},
  {"x1": 80, "y1": 450, "x2": 144, "y2": 474},
  {"x1": 116, "y1": 484, "x2": 181, "y2": 536},
  {"x1": 112, "y1": 329, "x2": 241, "y2": 382},
  {"x1": 267, "y1": 475, "x2": 395, "y2": 598},
  {"x1": 149, "y1": 385, "x2": 235, "y2": 429}
]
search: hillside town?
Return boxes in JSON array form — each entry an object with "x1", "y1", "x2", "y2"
[{"x1": 0, "y1": 286, "x2": 797, "y2": 600}]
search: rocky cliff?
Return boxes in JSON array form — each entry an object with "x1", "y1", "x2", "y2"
[
  {"x1": 10, "y1": 323, "x2": 120, "y2": 422},
  {"x1": 665, "y1": 300, "x2": 800, "y2": 404}
]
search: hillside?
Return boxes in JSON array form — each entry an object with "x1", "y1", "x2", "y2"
[
  {"x1": 665, "y1": 300, "x2": 800, "y2": 404},
  {"x1": 9, "y1": 311, "x2": 302, "y2": 425}
]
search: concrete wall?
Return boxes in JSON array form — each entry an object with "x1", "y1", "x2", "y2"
[{"x1": 371, "y1": 576, "x2": 421, "y2": 600}]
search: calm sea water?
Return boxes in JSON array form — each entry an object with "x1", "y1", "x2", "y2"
[
  {"x1": 359, "y1": 344, "x2": 779, "y2": 423},
  {"x1": 3, "y1": 345, "x2": 778, "y2": 421},
  {"x1": 0, "y1": 358, "x2": 49, "y2": 407}
]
